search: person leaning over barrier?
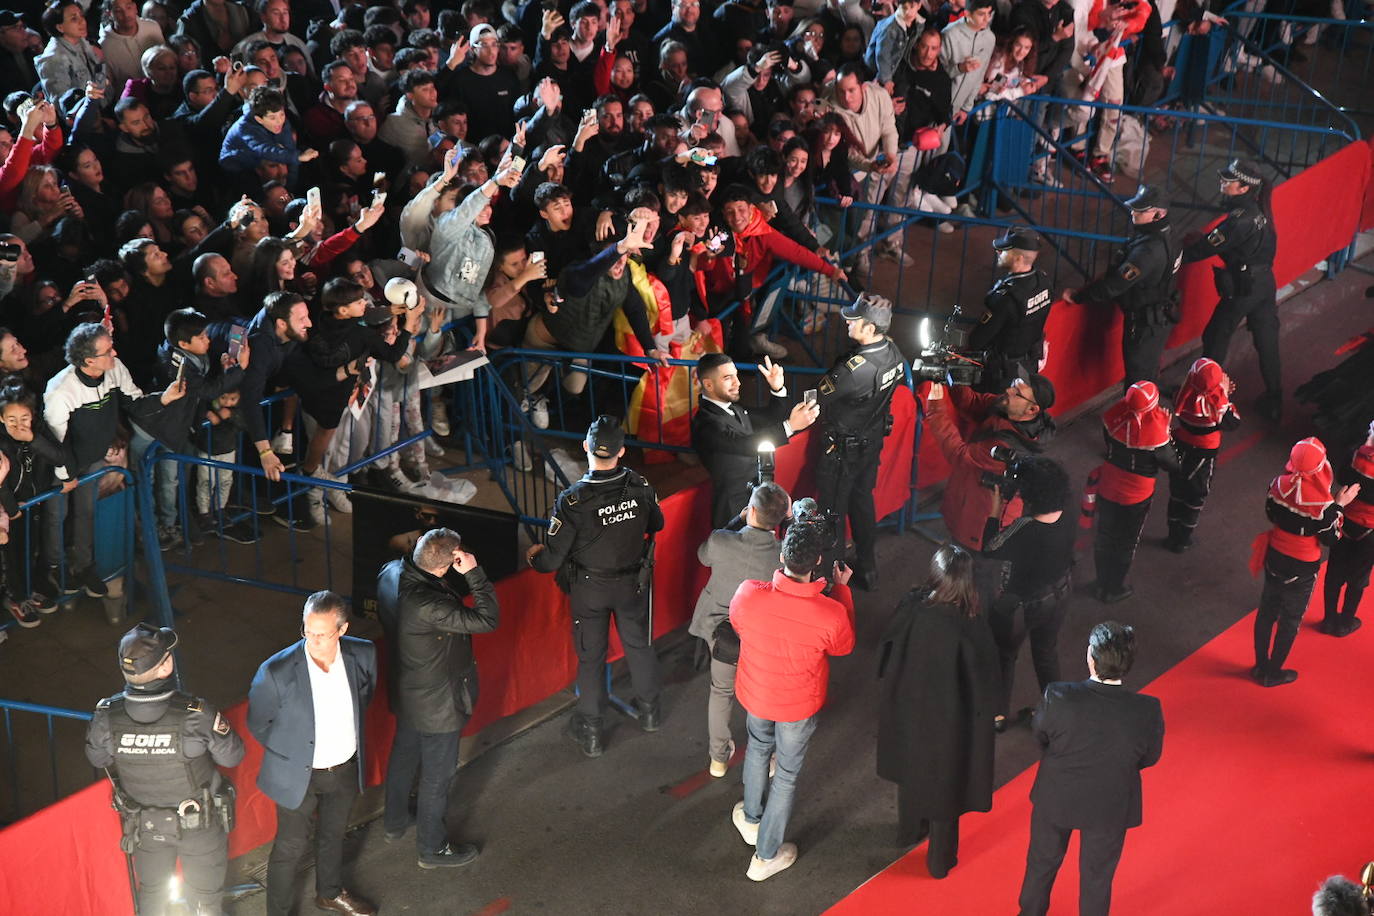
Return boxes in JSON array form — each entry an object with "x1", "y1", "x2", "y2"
[
  {"x1": 688, "y1": 481, "x2": 791, "y2": 779},
  {"x1": 85, "y1": 623, "x2": 245, "y2": 916}
]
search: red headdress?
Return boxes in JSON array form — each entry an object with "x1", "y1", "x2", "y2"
[
  {"x1": 1268, "y1": 437, "x2": 1335, "y2": 519},
  {"x1": 1103, "y1": 380, "x2": 1171, "y2": 449},
  {"x1": 1174, "y1": 357, "x2": 1232, "y2": 427}
]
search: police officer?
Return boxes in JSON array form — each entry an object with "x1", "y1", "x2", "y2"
[
  {"x1": 1063, "y1": 185, "x2": 1182, "y2": 388},
  {"x1": 1184, "y1": 158, "x2": 1282, "y2": 422},
  {"x1": 527, "y1": 416, "x2": 665, "y2": 758},
  {"x1": 84, "y1": 624, "x2": 245, "y2": 916},
  {"x1": 816, "y1": 294, "x2": 905, "y2": 591},
  {"x1": 969, "y1": 227, "x2": 1054, "y2": 393}
]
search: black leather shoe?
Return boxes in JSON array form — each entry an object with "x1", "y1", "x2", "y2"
[
  {"x1": 315, "y1": 890, "x2": 377, "y2": 915},
  {"x1": 852, "y1": 568, "x2": 879, "y2": 592},
  {"x1": 635, "y1": 701, "x2": 662, "y2": 733},
  {"x1": 419, "y1": 842, "x2": 480, "y2": 869},
  {"x1": 565, "y1": 715, "x2": 604, "y2": 758},
  {"x1": 1254, "y1": 391, "x2": 1282, "y2": 423},
  {"x1": 1317, "y1": 618, "x2": 1338, "y2": 635},
  {"x1": 1261, "y1": 668, "x2": 1298, "y2": 687},
  {"x1": 1093, "y1": 585, "x2": 1134, "y2": 604},
  {"x1": 1249, "y1": 665, "x2": 1265, "y2": 682},
  {"x1": 1337, "y1": 617, "x2": 1363, "y2": 637},
  {"x1": 1162, "y1": 537, "x2": 1191, "y2": 554}
]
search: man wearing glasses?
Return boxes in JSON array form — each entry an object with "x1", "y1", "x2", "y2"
[
  {"x1": 248, "y1": 591, "x2": 379, "y2": 916},
  {"x1": 923, "y1": 371, "x2": 1057, "y2": 608}
]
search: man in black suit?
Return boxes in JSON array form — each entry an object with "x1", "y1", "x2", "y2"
[
  {"x1": 692, "y1": 352, "x2": 818, "y2": 528},
  {"x1": 1016, "y1": 620, "x2": 1165, "y2": 916},
  {"x1": 248, "y1": 591, "x2": 379, "y2": 916}
]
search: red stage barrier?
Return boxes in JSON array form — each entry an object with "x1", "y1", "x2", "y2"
[{"x1": 1, "y1": 138, "x2": 1367, "y2": 914}]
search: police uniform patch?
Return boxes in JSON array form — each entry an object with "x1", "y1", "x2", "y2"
[
  {"x1": 548, "y1": 517, "x2": 562, "y2": 536},
  {"x1": 1207, "y1": 228, "x2": 1226, "y2": 246},
  {"x1": 213, "y1": 713, "x2": 230, "y2": 735},
  {"x1": 846, "y1": 355, "x2": 866, "y2": 370},
  {"x1": 819, "y1": 377, "x2": 835, "y2": 395},
  {"x1": 1119, "y1": 262, "x2": 1141, "y2": 282},
  {"x1": 979, "y1": 311, "x2": 991, "y2": 324}
]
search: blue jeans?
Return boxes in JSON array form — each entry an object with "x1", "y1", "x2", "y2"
[
  {"x1": 383, "y1": 723, "x2": 461, "y2": 855},
  {"x1": 742, "y1": 711, "x2": 818, "y2": 861},
  {"x1": 129, "y1": 425, "x2": 178, "y2": 529}
]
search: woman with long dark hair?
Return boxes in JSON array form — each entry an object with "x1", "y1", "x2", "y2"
[{"x1": 876, "y1": 542, "x2": 999, "y2": 878}]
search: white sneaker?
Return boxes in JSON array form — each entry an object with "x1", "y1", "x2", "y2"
[
  {"x1": 955, "y1": 203, "x2": 977, "y2": 218},
  {"x1": 941, "y1": 194, "x2": 959, "y2": 209},
  {"x1": 271, "y1": 430, "x2": 294, "y2": 455},
  {"x1": 544, "y1": 447, "x2": 583, "y2": 484},
  {"x1": 378, "y1": 468, "x2": 412, "y2": 491},
  {"x1": 423, "y1": 436, "x2": 446, "y2": 458},
  {"x1": 431, "y1": 399, "x2": 451, "y2": 437},
  {"x1": 747, "y1": 843, "x2": 797, "y2": 881},
  {"x1": 304, "y1": 488, "x2": 326, "y2": 525},
  {"x1": 732, "y1": 802, "x2": 758, "y2": 846},
  {"x1": 529, "y1": 395, "x2": 549, "y2": 429},
  {"x1": 423, "y1": 472, "x2": 477, "y2": 504},
  {"x1": 709, "y1": 740, "x2": 735, "y2": 778},
  {"x1": 316, "y1": 470, "x2": 352, "y2": 513},
  {"x1": 937, "y1": 221, "x2": 955, "y2": 234},
  {"x1": 511, "y1": 441, "x2": 533, "y2": 472},
  {"x1": 874, "y1": 242, "x2": 914, "y2": 267},
  {"x1": 748, "y1": 333, "x2": 788, "y2": 360}
]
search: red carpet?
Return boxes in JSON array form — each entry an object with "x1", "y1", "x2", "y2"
[{"x1": 828, "y1": 571, "x2": 1374, "y2": 915}]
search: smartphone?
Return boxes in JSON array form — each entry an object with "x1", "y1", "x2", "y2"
[
  {"x1": 226, "y1": 323, "x2": 247, "y2": 363},
  {"x1": 170, "y1": 350, "x2": 186, "y2": 386},
  {"x1": 530, "y1": 251, "x2": 545, "y2": 263},
  {"x1": 372, "y1": 171, "x2": 386, "y2": 189},
  {"x1": 307, "y1": 186, "x2": 321, "y2": 211},
  {"x1": 371, "y1": 188, "x2": 387, "y2": 208},
  {"x1": 542, "y1": 0, "x2": 557, "y2": 9},
  {"x1": 509, "y1": 155, "x2": 526, "y2": 174},
  {"x1": 804, "y1": 388, "x2": 818, "y2": 407}
]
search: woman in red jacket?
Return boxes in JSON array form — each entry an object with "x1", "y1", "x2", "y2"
[
  {"x1": 1320, "y1": 422, "x2": 1374, "y2": 637},
  {"x1": 1250, "y1": 437, "x2": 1360, "y2": 687},
  {"x1": 1090, "y1": 380, "x2": 1178, "y2": 603},
  {"x1": 1164, "y1": 357, "x2": 1240, "y2": 553}
]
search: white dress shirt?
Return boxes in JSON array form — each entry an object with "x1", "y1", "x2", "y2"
[
  {"x1": 305, "y1": 643, "x2": 358, "y2": 768},
  {"x1": 703, "y1": 388, "x2": 793, "y2": 436}
]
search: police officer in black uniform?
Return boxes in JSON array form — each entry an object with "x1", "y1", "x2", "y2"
[
  {"x1": 969, "y1": 227, "x2": 1055, "y2": 393},
  {"x1": 1184, "y1": 158, "x2": 1282, "y2": 422},
  {"x1": 527, "y1": 416, "x2": 665, "y2": 758},
  {"x1": 815, "y1": 294, "x2": 905, "y2": 592},
  {"x1": 1064, "y1": 185, "x2": 1183, "y2": 388},
  {"x1": 84, "y1": 624, "x2": 245, "y2": 916}
]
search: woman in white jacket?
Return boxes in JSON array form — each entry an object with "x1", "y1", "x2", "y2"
[{"x1": 36, "y1": 1, "x2": 109, "y2": 101}]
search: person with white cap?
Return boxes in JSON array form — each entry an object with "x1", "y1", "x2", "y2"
[{"x1": 1184, "y1": 157, "x2": 1282, "y2": 422}]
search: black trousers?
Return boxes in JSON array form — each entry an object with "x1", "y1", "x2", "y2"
[
  {"x1": 1324, "y1": 523, "x2": 1374, "y2": 624},
  {"x1": 1017, "y1": 806, "x2": 1128, "y2": 916},
  {"x1": 895, "y1": 783, "x2": 961, "y2": 876},
  {"x1": 133, "y1": 823, "x2": 228, "y2": 914},
  {"x1": 1121, "y1": 316, "x2": 1171, "y2": 388},
  {"x1": 1202, "y1": 289, "x2": 1281, "y2": 396},
  {"x1": 266, "y1": 757, "x2": 359, "y2": 916},
  {"x1": 1093, "y1": 496, "x2": 1151, "y2": 594},
  {"x1": 989, "y1": 576, "x2": 1072, "y2": 718},
  {"x1": 570, "y1": 574, "x2": 660, "y2": 722},
  {"x1": 815, "y1": 437, "x2": 884, "y2": 574},
  {"x1": 1253, "y1": 565, "x2": 1317, "y2": 674},
  {"x1": 1165, "y1": 443, "x2": 1218, "y2": 547}
]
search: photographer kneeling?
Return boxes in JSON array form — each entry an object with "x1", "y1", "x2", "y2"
[{"x1": 923, "y1": 373, "x2": 1057, "y2": 608}]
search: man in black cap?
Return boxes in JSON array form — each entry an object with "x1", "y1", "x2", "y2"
[
  {"x1": 527, "y1": 416, "x2": 665, "y2": 757},
  {"x1": 970, "y1": 227, "x2": 1054, "y2": 393},
  {"x1": 1064, "y1": 185, "x2": 1182, "y2": 389},
  {"x1": 815, "y1": 293, "x2": 906, "y2": 590},
  {"x1": 1184, "y1": 158, "x2": 1282, "y2": 422},
  {"x1": 85, "y1": 623, "x2": 245, "y2": 916},
  {"x1": 0, "y1": 12, "x2": 40, "y2": 93}
]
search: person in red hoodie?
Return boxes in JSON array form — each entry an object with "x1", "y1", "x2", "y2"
[
  {"x1": 1164, "y1": 357, "x2": 1239, "y2": 553},
  {"x1": 1087, "y1": 380, "x2": 1178, "y2": 603},
  {"x1": 1250, "y1": 437, "x2": 1360, "y2": 687},
  {"x1": 727, "y1": 519, "x2": 855, "y2": 882},
  {"x1": 1320, "y1": 421, "x2": 1374, "y2": 637},
  {"x1": 699, "y1": 184, "x2": 846, "y2": 359}
]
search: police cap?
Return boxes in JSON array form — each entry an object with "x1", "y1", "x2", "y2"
[
  {"x1": 586, "y1": 415, "x2": 626, "y2": 459},
  {"x1": 992, "y1": 227, "x2": 1041, "y2": 252},
  {"x1": 840, "y1": 293, "x2": 892, "y2": 332},
  {"x1": 1125, "y1": 185, "x2": 1166, "y2": 212},
  {"x1": 119, "y1": 623, "x2": 178, "y2": 676},
  {"x1": 1217, "y1": 158, "x2": 1263, "y2": 186}
]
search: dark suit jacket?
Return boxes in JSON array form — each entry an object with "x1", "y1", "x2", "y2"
[
  {"x1": 1029, "y1": 679, "x2": 1165, "y2": 832},
  {"x1": 246, "y1": 636, "x2": 378, "y2": 810},
  {"x1": 691, "y1": 394, "x2": 793, "y2": 528},
  {"x1": 688, "y1": 523, "x2": 782, "y2": 641}
]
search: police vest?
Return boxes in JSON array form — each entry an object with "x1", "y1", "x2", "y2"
[
  {"x1": 102, "y1": 692, "x2": 216, "y2": 809},
  {"x1": 1118, "y1": 230, "x2": 1180, "y2": 313},
  {"x1": 987, "y1": 270, "x2": 1053, "y2": 356}
]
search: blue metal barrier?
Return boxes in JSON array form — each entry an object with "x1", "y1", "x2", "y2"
[
  {"x1": 1222, "y1": 5, "x2": 1373, "y2": 119},
  {"x1": 0, "y1": 698, "x2": 95, "y2": 822}
]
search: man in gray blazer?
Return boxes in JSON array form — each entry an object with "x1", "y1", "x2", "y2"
[
  {"x1": 689, "y1": 481, "x2": 791, "y2": 777},
  {"x1": 248, "y1": 591, "x2": 379, "y2": 916}
]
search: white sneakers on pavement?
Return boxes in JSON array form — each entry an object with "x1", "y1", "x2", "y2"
[
  {"x1": 747, "y1": 843, "x2": 798, "y2": 881},
  {"x1": 709, "y1": 740, "x2": 735, "y2": 778},
  {"x1": 732, "y1": 802, "x2": 758, "y2": 846}
]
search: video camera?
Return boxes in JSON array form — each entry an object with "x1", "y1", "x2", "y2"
[
  {"x1": 910, "y1": 305, "x2": 987, "y2": 387},
  {"x1": 789, "y1": 496, "x2": 843, "y2": 578},
  {"x1": 752, "y1": 440, "x2": 776, "y2": 489},
  {"x1": 979, "y1": 446, "x2": 1024, "y2": 498}
]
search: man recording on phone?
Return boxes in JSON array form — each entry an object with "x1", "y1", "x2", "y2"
[
  {"x1": 922, "y1": 370, "x2": 1056, "y2": 607},
  {"x1": 815, "y1": 294, "x2": 904, "y2": 591}
]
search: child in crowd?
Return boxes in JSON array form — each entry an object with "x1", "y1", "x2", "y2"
[{"x1": 191, "y1": 388, "x2": 258, "y2": 544}]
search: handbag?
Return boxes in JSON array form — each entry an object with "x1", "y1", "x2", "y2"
[{"x1": 710, "y1": 617, "x2": 741, "y2": 665}]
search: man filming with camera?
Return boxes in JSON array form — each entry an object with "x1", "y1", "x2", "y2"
[{"x1": 923, "y1": 372, "x2": 1057, "y2": 606}]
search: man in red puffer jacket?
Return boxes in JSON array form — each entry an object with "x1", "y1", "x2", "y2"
[{"x1": 726, "y1": 519, "x2": 854, "y2": 883}]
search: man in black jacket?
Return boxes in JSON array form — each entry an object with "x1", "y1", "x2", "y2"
[
  {"x1": 1016, "y1": 621, "x2": 1165, "y2": 916},
  {"x1": 692, "y1": 352, "x2": 818, "y2": 528},
  {"x1": 378, "y1": 527, "x2": 499, "y2": 870}
]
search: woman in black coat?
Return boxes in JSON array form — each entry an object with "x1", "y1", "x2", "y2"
[{"x1": 877, "y1": 542, "x2": 1000, "y2": 878}]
